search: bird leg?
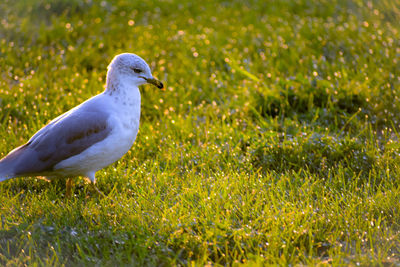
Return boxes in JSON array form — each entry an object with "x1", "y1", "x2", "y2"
[
  {"x1": 65, "y1": 178, "x2": 74, "y2": 198},
  {"x1": 91, "y1": 182, "x2": 107, "y2": 199},
  {"x1": 86, "y1": 173, "x2": 107, "y2": 199}
]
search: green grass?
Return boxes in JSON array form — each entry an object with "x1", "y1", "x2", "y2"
[{"x1": 1, "y1": 0, "x2": 400, "y2": 265}]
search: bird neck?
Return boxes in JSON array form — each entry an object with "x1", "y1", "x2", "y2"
[{"x1": 104, "y1": 77, "x2": 141, "y2": 110}]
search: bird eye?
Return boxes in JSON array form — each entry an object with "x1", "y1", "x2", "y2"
[{"x1": 132, "y1": 68, "x2": 142, "y2": 74}]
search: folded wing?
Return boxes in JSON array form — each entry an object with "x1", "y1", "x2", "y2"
[{"x1": 0, "y1": 109, "x2": 111, "y2": 179}]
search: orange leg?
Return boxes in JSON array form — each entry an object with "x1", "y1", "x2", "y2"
[
  {"x1": 91, "y1": 182, "x2": 107, "y2": 198},
  {"x1": 66, "y1": 178, "x2": 74, "y2": 198}
]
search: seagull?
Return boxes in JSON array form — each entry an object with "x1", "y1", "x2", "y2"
[{"x1": 0, "y1": 53, "x2": 163, "y2": 197}]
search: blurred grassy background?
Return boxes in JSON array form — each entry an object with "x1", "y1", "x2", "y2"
[{"x1": 0, "y1": 0, "x2": 399, "y2": 265}]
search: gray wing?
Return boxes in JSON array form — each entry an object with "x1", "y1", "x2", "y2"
[{"x1": 0, "y1": 108, "x2": 112, "y2": 176}]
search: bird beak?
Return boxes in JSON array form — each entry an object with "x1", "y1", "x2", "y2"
[{"x1": 143, "y1": 77, "x2": 164, "y2": 89}]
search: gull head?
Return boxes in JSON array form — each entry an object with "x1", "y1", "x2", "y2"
[{"x1": 107, "y1": 53, "x2": 163, "y2": 90}]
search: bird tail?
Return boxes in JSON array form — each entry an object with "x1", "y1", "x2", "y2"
[
  {"x1": 0, "y1": 151, "x2": 18, "y2": 182},
  {"x1": 0, "y1": 163, "x2": 16, "y2": 182}
]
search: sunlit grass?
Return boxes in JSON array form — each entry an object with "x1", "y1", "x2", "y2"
[{"x1": 1, "y1": 0, "x2": 400, "y2": 265}]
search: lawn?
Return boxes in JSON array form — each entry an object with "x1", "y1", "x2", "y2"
[{"x1": 0, "y1": 0, "x2": 399, "y2": 265}]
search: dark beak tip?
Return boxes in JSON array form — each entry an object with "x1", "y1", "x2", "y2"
[{"x1": 158, "y1": 82, "x2": 164, "y2": 89}]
